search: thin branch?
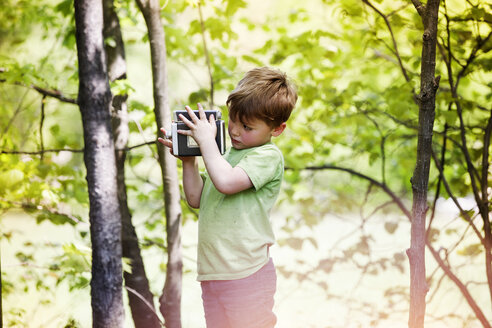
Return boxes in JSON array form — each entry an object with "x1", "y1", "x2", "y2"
[
  {"x1": 427, "y1": 272, "x2": 446, "y2": 304},
  {"x1": 455, "y1": 31, "x2": 492, "y2": 89},
  {"x1": 362, "y1": 0, "x2": 412, "y2": 86},
  {"x1": 456, "y1": 101, "x2": 484, "y2": 215},
  {"x1": 410, "y1": 0, "x2": 425, "y2": 17},
  {"x1": 0, "y1": 70, "x2": 77, "y2": 104},
  {"x1": 30, "y1": 84, "x2": 77, "y2": 104},
  {"x1": 126, "y1": 140, "x2": 157, "y2": 151},
  {"x1": 430, "y1": 148, "x2": 484, "y2": 243},
  {"x1": 444, "y1": 28, "x2": 492, "y2": 216},
  {"x1": 0, "y1": 198, "x2": 86, "y2": 226},
  {"x1": 427, "y1": 123, "x2": 448, "y2": 237},
  {"x1": 287, "y1": 163, "x2": 489, "y2": 325},
  {"x1": 124, "y1": 286, "x2": 165, "y2": 327},
  {"x1": 0, "y1": 148, "x2": 84, "y2": 155},
  {"x1": 361, "y1": 110, "x2": 388, "y2": 184},
  {"x1": 481, "y1": 109, "x2": 492, "y2": 216},
  {"x1": 446, "y1": 214, "x2": 475, "y2": 256},
  {"x1": 131, "y1": 118, "x2": 157, "y2": 158},
  {"x1": 39, "y1": 96, "x2": 46, "y2": 160},
  {"x1": 197, "y1": 0, "x2": 214, "y2": 109},
  {"x1": 426, "y1": 244, "x2": 492, "y2": 328},
  {"x1": 0, "y1": 141, "x2": 156, "y2": 156},
  {"x1": 289, "y1": 164, "x2": 412, "y2": 219},
  {"x1": 0, "y1": 88, "x2": 30, "y2": 140},
  {"x1": 365, "y1": 200, "x2": 395, "y2": 220}
]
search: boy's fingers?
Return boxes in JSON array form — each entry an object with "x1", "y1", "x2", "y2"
[
  {"x1": 179, "y1": 114, "x2": 194, "y2": 128},
  {"x1": 177, "y1": 129, "x2": 192, "y2": 136},
  {"x1": 209, "y1": 114, "x2": 215, "y2": 124},
  {"x1": 157, "y1": 137, "x2": 172, "y2": 147},
  {"x1": 159, "y1": 127, "x2": 168, "y2": 136},
  {"x1": 197, "y1": 103, "x2": 206, "y2": 120},
  {"x1": 185, "y1": 105, "x2": 199, "y2": 123}
]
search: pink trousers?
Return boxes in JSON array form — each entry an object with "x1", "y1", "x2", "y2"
[{"x1": 200, "y1": 258, "x2": 277, "y2": 328}]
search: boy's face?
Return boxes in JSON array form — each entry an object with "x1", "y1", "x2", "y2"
[{"x1": 228, "y1": 115, "x2": 285, "y2": 150}]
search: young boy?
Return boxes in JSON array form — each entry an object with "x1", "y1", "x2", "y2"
[{"x1": 158, "y1": 67, "x2": 297, "y2": 328}]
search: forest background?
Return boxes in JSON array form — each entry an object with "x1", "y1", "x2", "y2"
[{"x1": 0, "y1": 0, "x2": 491, "y2": 327}]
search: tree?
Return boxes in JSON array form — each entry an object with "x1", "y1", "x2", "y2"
[
  {"x1": 134, "y1": 0, "x2": 183, "y2": 327},
  {"x1": 74, "y1": 0, "x2": 124, "y2": 326},
  {"x1": 258, "y1": 0, "x2": 490, "y2": 326},
  {"x1": 407, "y1": 0, "x2": 440, "y2": 327},
  {"x1": 102, "y1": 0, "x2": 161, "y2": 327}
]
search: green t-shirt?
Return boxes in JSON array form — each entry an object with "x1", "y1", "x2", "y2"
[{"x1": 197, "y1": 142, "x2": 284, "y2": 281}]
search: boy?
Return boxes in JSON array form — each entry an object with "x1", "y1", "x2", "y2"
[{"x1": 158, "y1": 67, "x2": 297, "y2": 328}]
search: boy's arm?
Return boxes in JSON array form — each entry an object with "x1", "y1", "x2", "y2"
[
  {"x1": 158, "y1": 128, "x2": 204, "y2": 208},
  {"x1": 200, "y1": 137, "x2": 253, "y2": 195},
  {"x1": 178, "y1": 105, "x2": 253, "y2": 195},
  {"x1": 182, "y1": 157, "x2": 203, "y2": 208}
]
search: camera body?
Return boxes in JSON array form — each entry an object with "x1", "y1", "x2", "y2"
[{"x1": 170, "y1": 110, "x2": 226, "y2": 156}]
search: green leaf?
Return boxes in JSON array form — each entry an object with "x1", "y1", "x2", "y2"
[
  {"x1": 110, "y1": 79, "x2": 135, "y2": 96},
  {"x1": 225, "y1": 0, "x2": 247, "y2": 16},
  {"x1": 0, "y1": 169, "x2": 24, "y2": 191}
]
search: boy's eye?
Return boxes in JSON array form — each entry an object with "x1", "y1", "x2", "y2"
[{"x1": 243, "y1": 124, "x2": 252, "y2": 131}]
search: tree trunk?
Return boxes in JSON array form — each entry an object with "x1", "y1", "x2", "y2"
[
  {"x1": 483, "y1": 112, "x2": 492, "y2": 309},
  {"x1": 408, "y1": 1, "x2": 441, "y2": 328},
  {"x1": 102, "y1": 1, "x2": 161, "y2": 327},
  {"x1": 135, "y1": 0, "x2": 183, "y2": 327},
  {"x1": 74, "y1": 0, "x2": 124, "y2": 327},
  {"x1": 1, "y1": 254, "x2": 3, "y2": 328}
]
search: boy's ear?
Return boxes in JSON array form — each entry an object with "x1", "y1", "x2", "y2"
[{"x1": 271, "y1": 122, "x2": 286, "y2": 137}]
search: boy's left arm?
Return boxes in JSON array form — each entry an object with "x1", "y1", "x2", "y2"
[{"x1": 178, "y1": 105, "x2": 253, "y2": 195}]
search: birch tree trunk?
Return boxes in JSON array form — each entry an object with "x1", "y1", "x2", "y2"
[
  {"x1": 408, "y1": 1, "x2": 441, "y2": 327},
  {"x1": 74, "y1": 0, "x2": 124, "y2": 326},
  {"x1": 135, "y1": 0, "x2": 183, "y2": 327},
  {"x1": 102, "y1": 1, "x2": 161, "y2": 327}
]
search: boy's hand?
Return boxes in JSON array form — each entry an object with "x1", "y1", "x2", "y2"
[
  {"x1": 157, "y1": 127, "x2": 173, "y2": 149},
  {"x1": 178, "y1": 103, "x2": 217, "y2": 147},
  {"x1": 157, "y1": 127, "x2": 195, "y2": 162}
]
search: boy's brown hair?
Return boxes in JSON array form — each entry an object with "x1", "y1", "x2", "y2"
[{"x1": 226, "y1": 67, "x2": 298, "y2": 128}]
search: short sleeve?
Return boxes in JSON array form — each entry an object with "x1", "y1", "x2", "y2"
[{"x1": 236, "y1": 145, "x2": 283, "y2": 191}]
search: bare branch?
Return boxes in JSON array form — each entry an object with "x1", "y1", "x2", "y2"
[
  {"x1": 410, "y1": 0, "x2": 425, "y2": 17},
  {"x1": 427, "y1": 123, "x2": 448, "y2": 237},
  {"x1": 197, "y1": 0, "x2": 214, "y2": 109},
  {"x1": 430, "y1": 148, "x2": 484, "y2": 243},
  {"x1": 481, "y1": 109, "x2": 492, "y2": 215},
  {"x1": 426, "y1": 244, "x2": 492, "y2": 328},
  {"x1": 30, "y1": 84, "x2": 77, "y2": 104},
  {"x1": 0, "y1": 141, "x2": 156, "y2": 156},
  {"x1": 289, "y1": 164, "x2": 412, "y2": 219},
  {"x1": 39, "y1": 96, "x2": 46, "y2": 160},
  {"x1": 286, "y1": 162, "x2": 489, "y2": 324},
  {"x1": 362, "y1": 0, "x2": 413, "y2": 86},
  {"x1": 0, "y1": 68, "x2": 77, "y2": 104},
  {"x1": 455, "y1": 31, "x2": 492, "y2": 90},
  {"x1": 124, "y1": 286, "x2": 166, "y2": 327},
  {"x1": 0, "y1": 88, "x2": 30, "y2": 140},
  {"x1": 0, "y1": 198, "x2": 86, "y2": 226}
]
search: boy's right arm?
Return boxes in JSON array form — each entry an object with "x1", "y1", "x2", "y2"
[
  {"x1": 182, "y1": 157, "x2": 203, "y2": 209},
  {"x1": 158, "y1": 128, "x2": 203, "y2": 209}
]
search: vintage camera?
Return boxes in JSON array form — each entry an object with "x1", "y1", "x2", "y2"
[{"x1": 169, "y1": 109, "x2": 226, "y2": 156}]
